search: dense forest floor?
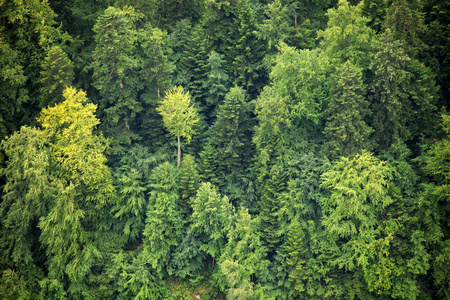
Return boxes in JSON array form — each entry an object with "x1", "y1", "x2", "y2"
[{"x1": 1, "y1": 0, "x2": 449, "y2": 299}]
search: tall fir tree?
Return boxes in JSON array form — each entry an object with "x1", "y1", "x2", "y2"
[
  {"x1": 323, "y1": 60, "x2": 373, "y2": 157},
  {"x1": 91, "y1": 6, "x2": 143, "y2": 149}
]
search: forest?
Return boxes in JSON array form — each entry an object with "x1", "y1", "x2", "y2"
[{"x1": 0, "y1": 0, "x2": 449, "y2": 299}]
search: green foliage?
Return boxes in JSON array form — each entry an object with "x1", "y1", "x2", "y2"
[
  {"x1": 320, "y1": 151, "x2": 430, "y2": 298},
  {"x1": 370, "y1": 29, "x2": 439, "y2": 149},
  {"x1": 202, "y1": 51, "x2": 229, "y2": 122},
  {"x1": 91, "y1": 6, "x2": 143, "y2": 147},
  {"x1": 323, "y1": 60, "x2": 373, "y2": 157},
  {"x1": 190, "y1": 182, "x2": 234, "y2": 261},
  {"x1": 318, "y1": 0, "x2": 374, "y2": 68},
  {"x1": 179, "y1": 154, "x2": 200, "y2": 216},
  {"x1": 157, "y1": 86, "x2": 200, "y2": 167},
  {"x1": 384, "y1": 0, "x2": 426, "y2": 55},
  {"x1": 211, "y1": 86, "x2": 253, "y2": 181},
  {"x1": 0, "y1": 0, "x2": 66, "y2": 138},
  {"x1": 0, "y1": 269, "x2": 31, "y2": 300},
  {"x1": 38, "y1": 87, "x2": 115, "y2": 204},
  {"x1": 113, "y1": 167, "x2": 147, "y2": 242},
  {"x1": 256, "y1": 0, "x2": 315, "y2": 51},
  {"x1": 40, "y1": 46, "x2": 74, "y2": 109},
  {"x1": 0, "y1": 127, "x2": 53, "y2": 268},
  {"x1": 217, "y1": 208, "x2": 269, "y2": 298},
  {"x1": 418, "y1": 114, "x2": 450, "y2": 298},
  {"x1": 142, "y1": 162, "x2": 183, "y2": 276}
]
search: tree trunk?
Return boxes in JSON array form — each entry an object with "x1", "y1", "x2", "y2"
[{"x1": 177, "y1": 134, "x2": 181, "y2": 168}]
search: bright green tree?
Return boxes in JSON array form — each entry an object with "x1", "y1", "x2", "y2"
[
  {"x1": 37, "y1": 86, "x2": 115, "y2": 296},
  {"x1": 157, "y1": 86, "x2": 200, "y2": 167},
  {"x1": 317, "y1": 0, "x2": 374, "y2": 68},
  {"x1": 189, "y1": 182, "x2": 234, "y2": 266},
  {"x1": 217, "y1": 208, "x2": 269, "y2": 299},
  {"x1": 320, "y1": 151, "x2": 430, "y2": 298}
]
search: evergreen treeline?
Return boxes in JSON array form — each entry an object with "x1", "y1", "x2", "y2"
[{"x1": 0, "y1": 0, "x2": 449, "y2": 299}]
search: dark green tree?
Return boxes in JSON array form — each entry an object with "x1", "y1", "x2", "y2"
[
  {"x1": 198, "y1": 141, "x2": 220, "y2": 186},
  {"x1": 179, "y1": 154, "x2": 200, "y2": 217},
  {"x1": 142, "y1": 162, "x2": 183, "y2": 276},
  {"x1": 202, "y1": 51, "x2": 229, "y2": 123},
  {"x1": 323, "y1": 60, "x2": 373, "y2": 157},
  {"x1": 91, "y1": 6, "x2": 143, "y2": 148},
  {"x1": 417, "y1": 114, "x2": 450, "y2": 299},
  {"x1": 39, "y1": 46, "x2": 74, "y2": 109},
  {"x1": 211, "y1": 86, "x2": 253, "y2": 182}
]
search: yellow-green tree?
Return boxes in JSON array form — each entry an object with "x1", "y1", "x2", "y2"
[{"x1": 157, "y1": 86, "x2": 199, "y2": 167}]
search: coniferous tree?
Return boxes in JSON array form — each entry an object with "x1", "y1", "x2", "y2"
[
  {"x1": 418, "y1": 114, "x2": 450, "y2": 299},
  {"x1": 317, "y1": 0, "x2": 374, "y2": 69},
  {"x1": 217, "y1": 208, "x2": 269, "y2": 299},
  {"x1": 370, "y1": 30, "x2": 413, "y2": 148},
  {"x1": 37, "y1": 87, "x2": 116, "y2": 296},
  {"x1": 179, "y1": 154, "x2": 200, "y2": 217},
  {"x1": 202, "y1": 51, "x2": 229, "y2": 123},
  {"x1": 142, "y1": 162, "x2": 183, "y2": 276},
  {"x1": 189, "y1": 182, "x2": 234, "y2": 266},
  {"x1": 320, "y1": 151, "x2": 430, "y2": 299},
  {"x1": 324, "y1": 60, "x2": 373, "y2": 157},
  {"x1": 40, "y1": 46, "x2": 75, "y2": 109},
  {"x1": 138, "y1": 24, "x2": 174, "y2": 149},
  {"x1": 198, "y1": 141, "x2": 220, "y2": 186},
  {"x1": 91, "y1": 6, "x2": 143, "y2": 148},
  {"x1": 211, "y1": 86, "x2": 253, "y2": 182}
]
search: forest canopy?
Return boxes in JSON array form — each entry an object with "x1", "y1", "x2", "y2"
[{"x1": 0, "y1": 0, "x2": 449, "y2": 299}]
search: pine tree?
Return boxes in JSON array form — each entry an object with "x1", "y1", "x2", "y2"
[
  {"x1": 189, "y1": 182, "x2": 234, "y2": 265},
  {"x1": 211, "y1": 86, "x2": 252, "y2": 181},
  {"x1": 40, "y1": 46, "x2": 74, "y2": 109},
  {"x1": 142, "y1": 162, "x2": 183, "y2": 276},
  {"x1": 179, "y1": 154, "x2": 200, "y2": 217},
  {"x1": 91, "y1": 6, "x2": 143, "y2": 148},
  {"x1": 283, "y1": 219, "x2": 307, "y2": 293},
  {"x1": 202, "y1": 51, "x2": 229, "y2": 123},
  {"x1": 198, "y1": 141, "x2": 220, "y2": 185},
  {"x1": 323, "y1": 60, "x2": 373, "y2": 157},
  {"x1": 369, "y1": 30, "x2": 412, "y2": 148}
]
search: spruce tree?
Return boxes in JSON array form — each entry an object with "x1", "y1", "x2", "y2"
[
  {"x1": 91, "y1": 6, "x2": 143, "y2": 148},
  {"x1": 211, "y1": 86, "x2": 252, "y2": 181},
  {"x1": 323, "y1": 60, "x2": 373, "y2": 157},
  {"x1": 142, "y1": 162, "x2": 183, "y2": 276},
  {"x1": 40, "y1": 46, "x2": 74, "y2": 109},
  {"x1": 179, "y1": 154, "x2": 200, "y2": 217},
  {"x1": 202, "y1": 51, "x2": 229, "y2": 123}
]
